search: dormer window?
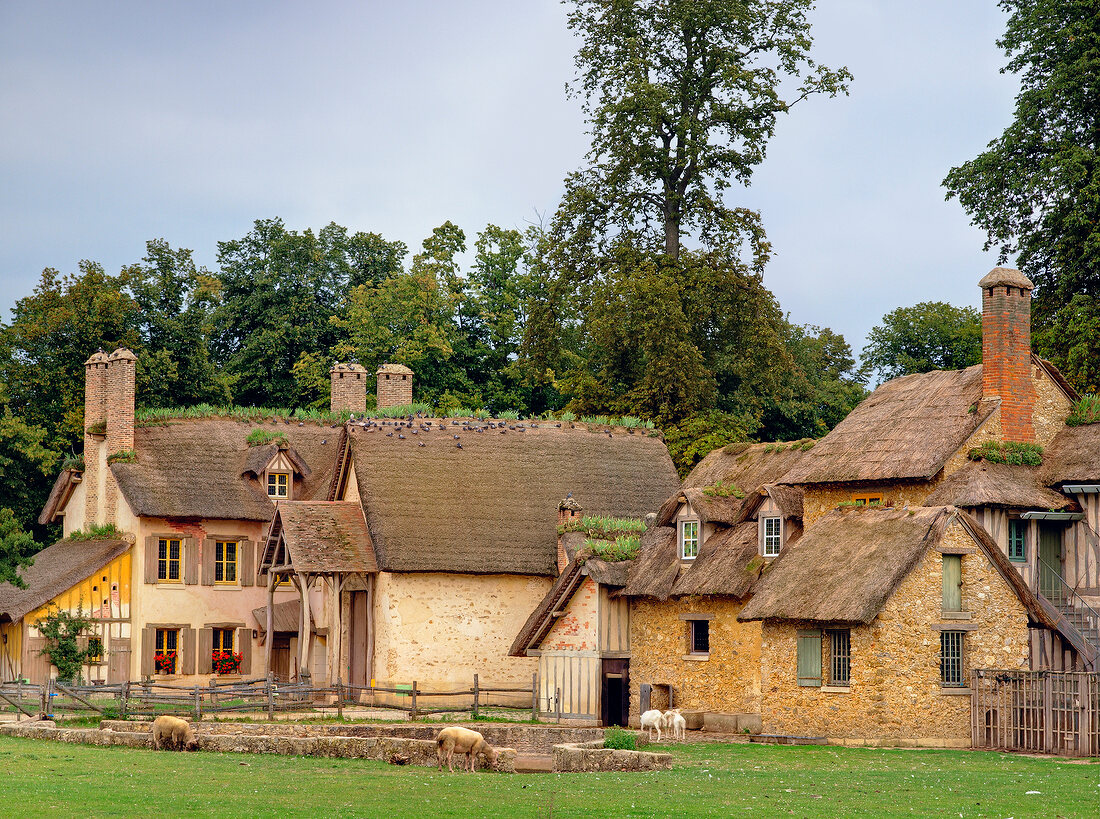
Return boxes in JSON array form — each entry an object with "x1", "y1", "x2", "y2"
[
  {"x1": 679, "y1": 520, "x2": 699, "y2": 560},
  {"x1": 267, "y1": 472, "x2": 289, "y2": 499},
  {"x1": 762, "y1": 516, "x2": 782, "y2": 557}
]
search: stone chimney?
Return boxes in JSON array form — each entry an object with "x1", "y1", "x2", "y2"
[
  {"x1": 979, "y1": 267, "x2": 1036, "y2": 442},
  {"x1": 557, "y1": 496, "x2": 582, "y2": 574},
  {"x1": 83, "y1": 350, "x2": 109, "y2": 525},
  {"x1": 330, "y1": 362, "x2": 368, "y2": 414},
  {"x1": 103, "y1": 348, "x2": 137, "y2": 524},
  {"x1": 376, "y1": 363, "x2": 414, "y2": 410}
]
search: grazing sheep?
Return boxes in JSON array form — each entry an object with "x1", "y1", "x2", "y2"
[
  {"x1": 435, "y1": 726, "x2": 499, "y2": 773},
  {"x1": 640, "y1": 709, "x2": 664, "y2": 742},
  {"x1": 663, "y1": 709, "x2": 686, "y2": 742},
  {"x1": 151, "y1": 715, "x2": 198, "y2": 751}
]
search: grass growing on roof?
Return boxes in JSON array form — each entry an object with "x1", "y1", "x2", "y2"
[
  {"x1": 1066, "y1": 393, "x2": 1100, "y2": 426},
  {"x1": 66, "y1": 522, "x2": 124, "y2": 541},
  {"x1": 560, "y1": 514, "x2": 647, "y2": 539},
  {"x1": 702, "y1": 480, "x2": 745, "y2": 498},
  {"x1": 967, "y1": 440, "x2": 1044, "y2": 466},
  {"x1": 246, "y1": 428, "x2": 288, "y2": 447},
  {"x1": 106, "y1": 449, "x2": 136, "y2": 465},
  {"x1": 0, "y1": 736, "x2": 1094, "y2": 818},
  {"x1": 585, "y1": 534, "x2": 641, "y2": 561}
]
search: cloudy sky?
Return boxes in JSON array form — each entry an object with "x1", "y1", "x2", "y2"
[{"x1": 0, "y1": 1, "x2": 1017, "y2": 359}]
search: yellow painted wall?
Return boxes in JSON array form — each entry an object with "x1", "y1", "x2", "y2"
[
  {"x1": 758, "y1": 517, "x2": 1031, "y2": 744},
  {"x1": 1, "y1": 621, "x2": 23, "y2": 682},
  {"x1": 372, "y1": 571, "x2": 548, "y2": 689}
]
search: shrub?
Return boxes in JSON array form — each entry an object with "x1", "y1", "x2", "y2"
[
  {"x1": 603, "y1": 728, "x2": 637, "y2": 750},
  {"x1": 67, "y1": 523, "x2": 123, "y2": 542},
  {"x1": 586, "y1": 534, "x2": 641, "y2": 561},
  {"x1": 967, "y1": 441, "x2": 1043, "y2": 466},
  {"x1": 559, "y1": 411, "x2": 577, "y2": 422},
  {"x1": 34, "y1": 605, "x2": 98, "y2": 684},
  {"x1": 1066, "y1": 394, "x2": 1100, "y2": 426}
]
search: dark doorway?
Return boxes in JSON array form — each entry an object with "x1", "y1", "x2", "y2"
[
  {"x1": 349, "y1": 590, "x2": 369, "y2": 687},
  {"x1": 601, "y1": 659, "x2": 629, "y2": 727},
  {"x1": 272, "y1": 636, "x2": 291, "y2": 682}
]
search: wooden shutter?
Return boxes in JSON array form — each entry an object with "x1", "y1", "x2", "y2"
[
  {"x1": 797, "y1": 629, "x2": 822, "y2": 687},
  {"x1": 237, "y1": 627, "x2": 252, "y2": 676},
  {"x1": 942, "y1": 555, "x2": 962, "y2": 611},
  {"x1": 201, "y1": 539, "x2": 215, "y2": 586},
  {"x1": 144, "y1": 537, "x2": 159, "y2": 584},
  {"x1": 181, "y1": 627, "x2": 197, "y2": 675},
  {"x1": 140, "y1": 627, "x2": 155, "y2": 677},
  {"x1": 184, "y1": 538, "x2": 199, "y2": 585},
  {"x1": 240, "y1": 540, "x2": 255, "y2": 587},
  {"x1": 198, "y1": 628, "x2": 213, "y2": 674}
]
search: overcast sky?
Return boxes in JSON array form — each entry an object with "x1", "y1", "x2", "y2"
[{"x1": 0, "y1": 1, "x2": 1017, "y2": 359}]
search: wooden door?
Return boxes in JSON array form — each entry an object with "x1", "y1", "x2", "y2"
[
  {"x1": 23, "y1": 637, "x2": 50, "y2": 684},
  {"x1": 272, "y1": 636, "x2": 291, "y2": 682},
  {"x1": 107, "y1": 638, "x2": 131, "y2": 683},
  {"x1": 348, "y1": 590, "x2": 369, "y2": 687},
  {"x1": 1038, "y1": 522, "x2": 1064, "y2": 604},
  {"x1": 601, "y1": 659, "x2": 629, "y2": 727}
]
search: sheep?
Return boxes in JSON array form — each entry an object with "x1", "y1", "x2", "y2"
[
  {"x1": 640, "y1": 709, "x2": 664, "y2": 742},
  {"x1": 435, "y1": 726, "x2": 499, "y2": 773},
  {"x1": 663, "y1": 709, "x2": 686, "y2": 742},
  {"x1": 151, "y1": 715, "x2": 198, "y2": 751}
]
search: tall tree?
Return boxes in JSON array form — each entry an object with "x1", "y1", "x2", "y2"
[
  {"x1": 943, "y1": 0, "x2": 1100, "y2": 393},
  {"x1": 561, "y1": 0, "x2": 851, "y2": 260},
  {"x1": 859, "y1": 302, "x2": 982, "y2": 384},
  {"x1": 0, "y1": 508, "x2": 37, "y2": 589}
]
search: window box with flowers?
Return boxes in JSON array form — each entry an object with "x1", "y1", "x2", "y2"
[
  {"x1": 154, "y1": 651, "x2": 177, "y2": 674},
  {"x1": 212, "y1": 650, "x2": 243, "y2": 675}
]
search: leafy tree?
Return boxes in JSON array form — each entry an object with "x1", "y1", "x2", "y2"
[
  {"x1": 0, "y1": 507, "x2": 37, "y2": 589},
  {"x1": 0, "y1": 408, "x2": 58, "y2": 537},
  {"x1": 663, "y1": 410, "x2": 759, "y2": 477},
  {"x1": 34, "y1": 605, "x2": 98, "y2": 684},
  {"x1": 859, "y1": 302, "x2": 982, "y2": 384},
  {"x1": 560, "y1": 0, "x2": 851, "y2": 260},
  {"x1": 942, "y1": 0, "x2": 1100, "y2": 392}
]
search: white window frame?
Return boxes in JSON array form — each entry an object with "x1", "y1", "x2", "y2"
[
  {"x1": 679, "y1": 519, "x2": 699, "y2": 560},
  {"x1": 761, "y1": 516, "x2": 782, "y2": 557}
]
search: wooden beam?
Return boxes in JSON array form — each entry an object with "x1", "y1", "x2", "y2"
[
  {"x1": 366, "y1": 573, "x2": 375, "y2": 686},
  {"x1": 264, "y1": 570, "x2": 275, "y2": 676}
]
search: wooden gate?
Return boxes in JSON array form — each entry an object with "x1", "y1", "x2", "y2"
[{"x1": 972, "y1": 669, "x2": 1099, "y2": 756}]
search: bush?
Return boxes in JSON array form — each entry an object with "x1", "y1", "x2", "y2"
[
  {"x1": 967, "y1": 441, "x2": 1043, "y2": 466},
  {"x1": 34, "y1": 605, "x2": 97, "y2": 684},
  {"x1": 603, "y1": 728, "x2": 637, "y2": 750},
  {"x1": 1066, "y1": 394, "x2": 1100, "y2": 426}
]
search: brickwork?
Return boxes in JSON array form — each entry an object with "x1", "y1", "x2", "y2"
[
  {"x1": 103, "y1": 348, "x2": 137, "y2": 525},
  {"x1": 557, "y1": 498, "x2": 582, "y2": 573},
  {"x1": 629, "y1": 597, "x2": 762, "y2": 724},
  {"x1": 83, "y1": 352, "x2": 108, "y2": 526},
  {"x1": 542, "y1": 577, "x2": 599, "y2": 651},
  {"x1": 981, "y1": 280, "x2": 1035, "y2": 442},
  {"x1": 376, "y1": 363, "x2": 413, "y2": 409},
  {"x1": 758, "y1": 517, "x2": 1031, "y2": 743},
  {"x1": 329, "y1": 363, "x2": 368, "y2": 413}
]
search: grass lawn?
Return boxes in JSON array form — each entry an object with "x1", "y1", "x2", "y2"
[{"x1": 0, "y1": 735, "x2": 1095, "y2": 818}]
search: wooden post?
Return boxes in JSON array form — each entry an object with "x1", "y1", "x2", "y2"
[
  {"x1": 531, "y1": 672, "x2": 539, "y2": 722},
  {"x1": 1042, "y1": 672, "x2": 1053, "y2": 753},
  {"x1": 120, "y1": 681, "x2": 129, "y2": 719},
  {"x1": 556, "y1": 686, "x2": 562, "y2": 723},
  {"x1": 472, "y1": 673, "x2": 479, "y2": 718},
  {"x1": 296, "y1": 573, "x2": 312, "y2": 682},
  {"x1": 336, "y1": 678, "x2": 344, "y2": 720},
  {"x1": 266, "y1": 672, "x2": 275, "y2": 722},
  {"x1": 410, "y1": 680, "x2": 418, "y2": 721},
  {"x1": 193, "y1": 686, "x2": 201, "y2": 722},
  {"x1": 264, "y1": 571, "x2": 275, "y2": 676},
  {"x1": 39, "y1": 686, "x2": 46, "y2": 721},
  {"x1": 365, "y1": 573, "x2": 375, "y2": 689}
]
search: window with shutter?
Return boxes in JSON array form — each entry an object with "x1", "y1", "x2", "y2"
[
  {"x1": 797, "y1": 629, "x2": 822, "y2": 687},
  {"x1": 1008, "y1": 519, "x2": 1027, "y2": 562},
  {"x1": 942, "y1": 555, "x2": 962, "y2": 612}
]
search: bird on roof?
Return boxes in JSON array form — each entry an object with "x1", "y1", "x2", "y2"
[
  {"x1": 398, "y1": 434, "x2": 406, "y2": 439},
  {"x1": 453, "y1": 434, "x2": 459, "y2": 439},
  {"x1": 298, "y1": 422, "x2": 304, "y2": 427},
  {"x1": 387, "y1": 432, "x2": 393, "y2": 437},
  {"x1": 566, "y1": 491, "x2": 572, "y2": 498},
  {"x1": 418, "y1": 442, "x2": 426, "y2": 447},
  {"x1": 456, "y1": 442, "x2": 463, "y2": 449}
]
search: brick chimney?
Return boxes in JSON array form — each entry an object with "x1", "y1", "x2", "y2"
[
  {"x1": 83, "y1": 350, "x2": 109, "y2": 525},
  {"x1": 557, "y1": 496, "x2": 582, "y2": 574},
  {"x1": 330, "y1": 362, "x2": 368, "y2": 414},
  {"x1": 376, "y1": 363, "x2": 414, "y2": 410},
  {"x1": 979, "y1": 267, "x2": 1035, "y2": 442},
  {"x1": 103, "y1": 348, "x2": 137, "y2": 524}
]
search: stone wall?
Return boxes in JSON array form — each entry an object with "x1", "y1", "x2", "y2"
[
  {"x1": 800, "y1": 483, "x2": 938, "y2": 528},
  {"x1": 758, "y1": 517, "x2": 1031, "y2": 744},
  {"x1": 1031, "y1": 363, "x2": 1073, "y2": 448},
  {"x1": 628, "y1": 596, "x2": 761, "y2": 725}
]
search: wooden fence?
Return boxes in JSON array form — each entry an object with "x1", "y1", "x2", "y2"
[
  {"x1": 0, "y1": 673, "x2": 540, "y2": 723},
  {"x1": 972, "y1": 669, "x2": 1099, "y2": 757}
]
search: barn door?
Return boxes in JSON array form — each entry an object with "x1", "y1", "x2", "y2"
[
  {"x1": 600, "y1": 659, "x2": 629, "y2": 727},
  {"x1": 348, "y1": 590, "x2": 368, "y2": 687},
  {"x1": 107, "y1": 638, "x2": 131, "y2": 683},
  {"x1": 23, "y1": 637, "x2": 50, "y2": 684},
  {"x1": 1038, "y1": 522, "x2": 1065, "y2": 604}
]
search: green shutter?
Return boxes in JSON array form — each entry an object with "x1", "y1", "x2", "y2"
[
  {"x1": 797, "y1": 629, "x2": 821, "y2": 687},
  {"x1": 943, "y1": 555, "x2": 962, "y2": 611}
]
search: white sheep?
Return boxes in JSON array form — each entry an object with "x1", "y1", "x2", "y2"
[
  {"x1": 640, "y1": 709, "x2": 664, "y2": 742},
  {"x1": 435, "y1": 726, "x2": 499, "y2": 773},
  {"x1": 663, "y1": 709, "x2": 686, "y2": 742}
]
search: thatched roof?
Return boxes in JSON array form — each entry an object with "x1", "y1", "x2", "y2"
[
  {"x1": 110, "y1": 420, "x2": 337, "y2": 521},
  {"x1": 1041, "y1": 423, "x2": 1100, "y2": 486},
  {"x1": 242, "y1": 444, "x2": 311, "y2": 478},
  {"x1": 739, "y1": 507, "x2": 951, "y2": 624},
  {"x1": 622, "y1": 526, "x2": 680, "y2": 599},
  {"x1": 668, "y1": 521, "x2": 763, "y2": 598},
  {"x1": 39, "y1": 469, "x2": 81, "y2": 525},
  {"x1": 979, "y1": 267, "x2": 1033, "y2": 289},
  {"x1": 347, "y1": 422, "x2": 678, "y2": 576},
  {"x1": 780, "y1": 366, "x2": 996, "y2": 485},
  {"x1": 925, "y1": 462, "x2": 1076, "y2": 510},
  {"x1": 263, "y1": 501, "x2": 378, "y2": 574},
  {"x1": 0, "y1": 539, "x2": 130, "y2": 623},
  {"x1": 585, "y1": 557, "x2": 630, "y2": 587},
  {"x1": 683, "y1": 441, "x2": 812, "y2": 493},
  {"x1": 655, "y1": 486, "x2": 749, "y2": 528}
]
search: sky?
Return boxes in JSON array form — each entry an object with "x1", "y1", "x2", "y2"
[{"x1": 0, "y1": 1, "x2": 1018, "y2": 360}]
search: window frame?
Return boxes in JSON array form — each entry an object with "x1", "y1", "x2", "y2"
[
  {"x1": 157, "y1": 538, "x2": 182, "y2": 583},
  {"x1": 827, "y1": 628, "x2": 850, "y2": 687},
  {"x1": 851, "y1": 493, "x2": 884, "y2": 506},
  {"x1": 679, "y1": 519, "x2": 700, "y2": 560},
  {"x1": 761, "y1": 516, "x2": 783, "y2": 557},
  {"x1": 1008, "y1": 518, "x2": 1028, "y2": 563},
  {"x1": 688, "y1": 619, "x2": 710, "y2": 655},
  {"x1": 267, "y1": 472, "x2": 289, "y2": 499},
  {"x1": 214, "y1": 540, "x2": 238, "y2": 585},
  {"x1": 154, "y1": 627, "x2": 179, "y2": 675},
  {"x1": 940, "y1": 630, "x2": 965, "y2": 687}
]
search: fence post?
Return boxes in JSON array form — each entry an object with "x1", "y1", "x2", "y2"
[
  {"x1": 1042, "y1": 672, "x2": 1053, "y2": 753},
  {"x1": 410, "y1": 681, "x2": 418, "y2": 721},
  {"x1": 208, "y1": 677, "x2": 217, "y2": 708},
  {"x1": 531, "y1": 672, "x2": 538, "y2": 722},
  {"x1": 39, "y1": 686, "x2": 47, "y2": 721},
  {"x1": 472, "y1": 673, "x2": 479, "y2": 719},
  {"x1": 556, "y1": 686, "x2": 561, "y2": 723},
  {"x1": 120, "y1": 681, "x2": 129, "y2": 719},
  {"x1": 193, "y1": 686, "x2": 201, "y2": 722},
  {"x1": 336, "y1": 678, "x2": 344, "y2": 720},
  {"x1": 266, "y1": 672, "x2": 274, "y2": 722}
]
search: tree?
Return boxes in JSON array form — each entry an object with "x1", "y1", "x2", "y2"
[
  {"x1": 859, "y1": 302, "x2": 982, "y2": 384},
  {"x1": 0, "y1": 408, "x2": 58, "y2": 537},
  {"x1": 561, "y1": 0, "x2": 851, "y2": 260},
  {"x1": 943, "y1": 0, "x2": 1100, "y2": 393},
  {"x1": 0, "y1": 507, "x2": 37, "y2": 589}
]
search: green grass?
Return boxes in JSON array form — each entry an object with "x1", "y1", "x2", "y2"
[
  {"x1": 1067, "y1": 393, "x2": 1100, "y2": 426},
  {"x1": 0, "y1": 735, "x2": 1094, "y2": 818}
]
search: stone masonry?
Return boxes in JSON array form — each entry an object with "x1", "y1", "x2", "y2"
[{"x1": 329, "y1": 362, "x2": 368, "y2": 414}]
